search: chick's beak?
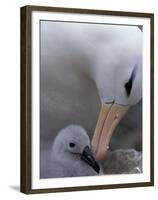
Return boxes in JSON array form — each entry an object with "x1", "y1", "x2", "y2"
[
  {"x1": 81, "y1": 146, "x2": 100, "y2": 173},
  {"x1": 91, "y1": 103, "x2": 129, "y2": 160}
]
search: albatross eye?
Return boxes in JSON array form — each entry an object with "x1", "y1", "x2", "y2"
[
  {"x1": 69, "y1": 142, "x2": 75, "y2": 148},
  {"x1": 125, "y1": 66, "x2": 136, "y2": 96}
]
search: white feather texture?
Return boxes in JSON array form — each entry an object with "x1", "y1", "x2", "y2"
[{"x1": 41, "y1": 21, "x2": 142, "y2": 106}]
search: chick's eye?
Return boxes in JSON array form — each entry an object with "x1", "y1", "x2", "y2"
[{"x1": 69, "y1": 142, "x2": 75, "y2": 148}]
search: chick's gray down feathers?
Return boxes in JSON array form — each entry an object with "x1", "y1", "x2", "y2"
[{"x1": 41, "y1": 125, "x2": 102, "y2": 178}]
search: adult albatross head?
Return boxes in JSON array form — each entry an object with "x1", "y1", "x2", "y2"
[{"x1": 91, "y1": 27, "x2": 142, "y2": 160}]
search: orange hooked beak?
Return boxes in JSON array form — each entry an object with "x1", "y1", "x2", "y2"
[{"x1": 91, "y1": 103, "x2": 129, "y2": 160}]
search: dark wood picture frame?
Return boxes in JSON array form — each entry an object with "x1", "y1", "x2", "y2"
[{"x1": 20, "y1": 5, "x2": 154, "y2": 194}]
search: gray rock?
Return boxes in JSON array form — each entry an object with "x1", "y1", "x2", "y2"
[{"x1": 101, "y1": 149, "x2": 142, "y2": 174}]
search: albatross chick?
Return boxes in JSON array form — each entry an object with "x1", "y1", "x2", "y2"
[{"x1": 41, "y1": 125, "x2": 101, "y2": 178}]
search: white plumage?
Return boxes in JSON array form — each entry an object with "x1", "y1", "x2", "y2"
[{"x1": 41, "y1": 22, "x2": 142, "y2": 105}]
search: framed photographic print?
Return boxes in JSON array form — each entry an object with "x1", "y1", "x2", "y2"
[{"x1": 20, "y1": 5, "x2": 154, "y2": 194}]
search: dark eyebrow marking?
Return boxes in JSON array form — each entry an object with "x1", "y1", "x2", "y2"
[{"x1": 125, "y1": 65, "x2": 136, "y2": 97}]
